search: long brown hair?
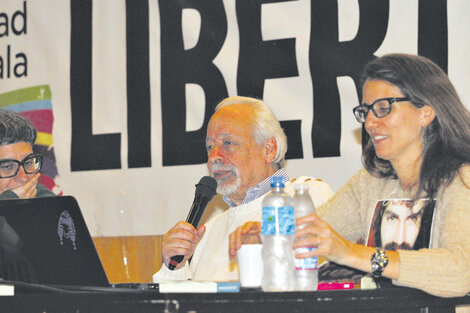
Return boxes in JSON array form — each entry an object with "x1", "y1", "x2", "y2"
[{"x1": 361, "y1": 53, "x2": 470, "y2": 199}]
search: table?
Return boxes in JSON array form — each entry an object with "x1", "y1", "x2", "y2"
[{"x1": 1, "y1": 286, "x2": 469, "y2": 313}]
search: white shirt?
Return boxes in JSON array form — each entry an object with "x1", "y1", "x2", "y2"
[{"x1": 153, "y1": 176, "x2": 334, "y2": 282}]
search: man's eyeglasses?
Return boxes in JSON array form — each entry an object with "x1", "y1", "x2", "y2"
[
  {"x1": 0, "y1": 154, "x2": 43, "y2": 179},
  {"x1": 352, "y1": 97, "x2": 410, "y2": 123}
]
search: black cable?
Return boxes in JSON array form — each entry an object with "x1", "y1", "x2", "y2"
[{"x1": 0, "y1": 278, "x2": 159, "y2": 294}]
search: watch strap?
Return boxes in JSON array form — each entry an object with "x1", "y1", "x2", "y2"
[{"x1": 371, "y1": 248, "x2": 389, "y2": 279}]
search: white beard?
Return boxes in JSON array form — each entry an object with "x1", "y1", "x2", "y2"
[{"x1": 211, "y1": 163, "x2": 241, "y2": 196}]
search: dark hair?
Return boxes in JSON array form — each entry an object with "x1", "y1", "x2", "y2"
[
  {"x1": 372, "y1": 202, "x2": 386, "y2": 247},
  {"x1": 373, "y1": 199, "x2": 434, "y2": 250},
  {"x1": 412, "y1": 200, "x2": 434, "y2": 250},
  {"x1": 361, "y1": 53, "x2": 470, "y2": 200},
  {"x1": 0, "y1": 109, "x2": 37, "y2": 146}
]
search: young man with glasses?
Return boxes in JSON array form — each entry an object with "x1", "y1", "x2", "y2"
[{"x1": 0, "y1": 109, "x2": 55, "y2": 199}]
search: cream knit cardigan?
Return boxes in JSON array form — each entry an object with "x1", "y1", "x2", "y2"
[{"x1": 318, "y1": 165, "x2": 470, "y2": 298}]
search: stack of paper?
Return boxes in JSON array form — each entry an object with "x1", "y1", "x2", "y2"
[{"x1": 159, "y1": 281, "x2": 240, "y2": 293}]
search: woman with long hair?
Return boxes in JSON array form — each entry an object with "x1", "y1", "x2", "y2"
[{"x1": 230, "y1": 53, "x2": 470, "y2": 297}]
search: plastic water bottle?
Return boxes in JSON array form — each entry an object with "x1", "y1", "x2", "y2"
[
  {"x1": 293, "y1": 183, "x2": 318, "y2": 291},
  {"x1": 261, "y1": 176, "x2": 296, "y2": 292}
]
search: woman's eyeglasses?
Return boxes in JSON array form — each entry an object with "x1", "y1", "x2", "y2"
[{"x1": 352, "y1": 97, "x2": 410, "y2": 123}]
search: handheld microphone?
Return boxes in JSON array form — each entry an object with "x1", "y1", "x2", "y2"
[{"x1": 168, "y1": 176, "x2": 217, "y2": 270}]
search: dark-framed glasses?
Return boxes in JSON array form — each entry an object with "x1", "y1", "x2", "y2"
[
  {"x1": 352, "y1": 97, "x2": 410, "y2": 123},
  {"x1": 0, "y1": 154, "x2": 43, "y2": 179}
]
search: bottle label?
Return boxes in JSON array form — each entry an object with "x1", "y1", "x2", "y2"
[
  {"x1": 261, "y1": 206, "x2": 295, "y2": 235},
  {"x1": 294, "y1": 247, "x2": 318, "y2": 270}
]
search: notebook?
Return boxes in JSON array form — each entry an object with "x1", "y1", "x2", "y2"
[{"x1": 0, "y1": 196, "x2": 109, "y2": 288}]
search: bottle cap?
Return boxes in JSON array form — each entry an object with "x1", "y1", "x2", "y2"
[{"x1": 270, "y1": 176, "x2": 285, "y2": 187}]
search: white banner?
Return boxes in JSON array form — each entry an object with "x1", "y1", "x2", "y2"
[{"x1": 1, "y1": 0, "x2": 469, "y2": 236}]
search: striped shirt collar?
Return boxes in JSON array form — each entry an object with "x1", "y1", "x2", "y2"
[{"x1": 223, "y1": 168, "x2": 289, "y2": 207}]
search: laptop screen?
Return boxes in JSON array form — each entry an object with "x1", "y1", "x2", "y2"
[{"x1": 0, "y1": 196, "x2": 109, "y2": 287}]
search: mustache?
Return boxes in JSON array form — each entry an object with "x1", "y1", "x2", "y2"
[
  {"x1": 210, "y1": 163, "x2": 237, "y2": 175},
  {"x1": 384, "y1": 242, "x2": 413, "y2": 251}
]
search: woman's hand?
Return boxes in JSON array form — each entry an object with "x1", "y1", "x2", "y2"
[
  {"x1": 228, "y1": 216, "x2": 354, "y2": 264},
  {"x1": 294, "y1": 214, "x2": 400, "y2": 279},
  {"x1": 294, "y1": 214, "x2": 354, "y2": 265}
]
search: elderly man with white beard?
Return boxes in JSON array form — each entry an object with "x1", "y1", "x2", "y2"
[{"x1": 153, "y1": 96, "x2": 333, "y2": 282}]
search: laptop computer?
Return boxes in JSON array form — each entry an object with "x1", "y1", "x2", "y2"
[{"x1": 0, "y1": 196, "x2": 110, "y2": 288}]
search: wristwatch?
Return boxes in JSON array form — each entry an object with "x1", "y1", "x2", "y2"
[{"x1": 371, "y1": 248, "x2": 389, "y2": 279}]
